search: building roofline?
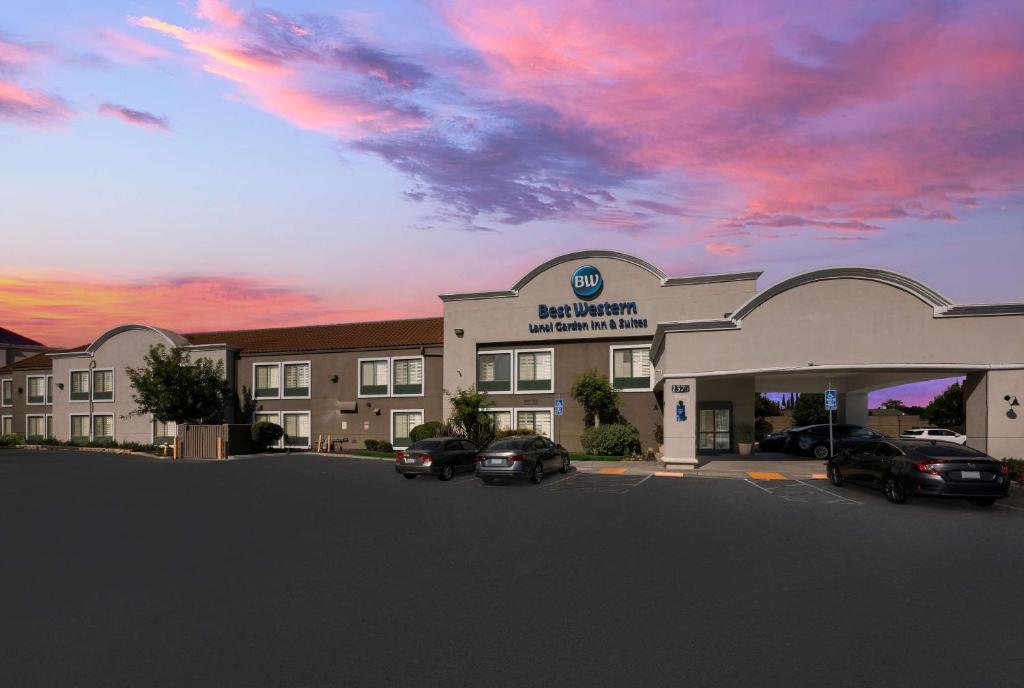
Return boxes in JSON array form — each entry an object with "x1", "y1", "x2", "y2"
[{"x1": 439, "y1": 250, "x2": 761, "y2": 302}]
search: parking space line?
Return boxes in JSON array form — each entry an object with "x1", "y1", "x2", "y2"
[
  {"x1": 743, "y1": 478, "x2": 774, "y2": 494},
  {"x1": 597, "y1": 467, "x2": 628, "y2": 475},
  {"x1": 634, "y1": 474, "x2": 653, "y2": 487},
  {"x1": 793, "y1": 479, "x2": 863, "y2": 505},
  {"x1": 747, "y1": 471, "x2": 786, "y2": 480}
]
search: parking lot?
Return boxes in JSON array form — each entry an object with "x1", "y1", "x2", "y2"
[{"x1": 2, "y1": 449, "x2": 1022, "y2": 688}]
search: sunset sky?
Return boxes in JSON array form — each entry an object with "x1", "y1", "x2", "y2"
[{"x1": 2, "y1": 0, "x2": 1022, "y2": 405}]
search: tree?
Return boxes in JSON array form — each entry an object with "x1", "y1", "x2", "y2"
[
  {"x1": 792, "y1": 393, "x2": 829, "y2": 425},
  {"x1": 126, "y1": 344, "x2": 231, "y2": 424},
  {"x1": 445, "y1": 387, "x2": 497, "y2": 448},
  {"x1": 922, "y1": 382, "x2": 965, "y2": 429},
  {"x1": 755, "y1": 393, "x2": 782, "y2": 440},
  {"x1": 570, "y1": 370, "x2": 620, "y2": 427}
]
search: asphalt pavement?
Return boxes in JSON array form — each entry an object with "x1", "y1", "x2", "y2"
[{"x1": 1, "y1": 449, "x2": 1022, "y2": 688}]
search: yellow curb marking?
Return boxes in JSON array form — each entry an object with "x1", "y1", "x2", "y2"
[
  {"x1": 747, "y1": 471, "x2": 787, "y2": 480},
  {"x1": 654, "y1": 471, "x2": 684, "y2": 478},
  {"x1": 811, "y1": 473, "x2": 827, "y2": 480},
  {"x1": 598, "y1": 467, "x2": 628, "y2": 475}
]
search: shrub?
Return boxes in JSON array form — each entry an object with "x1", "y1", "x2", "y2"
[
  {"x1": 1006, "y1": 458, "x2": 1023, "y2": 483},
  {"x1": 494, "y1": 428, "x2": 535, "y2": 440},
  {"x1": 570, "y1": 370, "x2": 620, "y2": 426},
  {"x1": 580, "y1": 424, "x2": 640, "y2": 457},
  {"x1": 654, "y1": 424, "x2": 664, "y2": 446},
  {"x1": 445, "y1": 388, "x2": 498, "y2": 448},
  {"x1": 0, "y1": 433, "x2": 25, "y2": 446},
  {"x1": 410, "y1": 421, "x2": 445, "y2": 443},
  {"x1": 252, "y1": 421, "x2": 284, "y2": 449},
  {"x1": 736, "y1": 422, "x2": 755, "y2": 444},
  {"x1": 364, "y1": 439, "x2": 394, "y2": 452}
]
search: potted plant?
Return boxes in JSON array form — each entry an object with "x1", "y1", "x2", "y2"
[{"x1": 736, "y1": 422, "x2": 755, "y2": 456}]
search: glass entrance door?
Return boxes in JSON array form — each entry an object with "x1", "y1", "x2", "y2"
[{"x1": 698, "y1": 404, "x2": 732, "y2": 452}]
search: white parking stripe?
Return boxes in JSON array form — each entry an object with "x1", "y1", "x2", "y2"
[
  {"x1": 794, "y1": 479, "x2": 863, "y2": 505},
  {"x1": 743, "y1": 478, "x2": 774, "y2": 494}
]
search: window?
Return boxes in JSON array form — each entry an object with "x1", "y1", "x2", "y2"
[
  {"x1": 26, "y1": 415, "x2": 45, "y2": 440},
  {"x1": 392, "y1": 357, "x2": 424, "y2": 396},
  {"x1": 516, "y1": 349, "x2": 553, "y2": 393},
  {"x1": 392, "y1": 410, "x2": 424, "y2": 449},
  {"x1": 359, "y1": 359, "x2": 389, "y2": 397},
  {"x1": 254, "y1": 364, "x2": 280, "y2": 399},
  {"x1": 45, "y1": 415, "x2": 53, "y2": 438},
  {"x1": 611, "y1": 346, "x2": 651, "y2": 390},
  {"x1": 1, "y1": 416, "x2": 12, "y2": 434},
  {"x1": 70, "y1": 371, "x2": 89, "y2": 401},
  {"x1": 92, "y1": 414, "x2": 114, "y2": 442},
  {"x1": 153, "y1": 419, "x2": 177, "y2": 445},
  {"x1": 46, "y1": 375, "x2": 53, "y2": 404},
  {"x1": 283, "y1": 362, "x2": 311, "y2": 398},
  {"x1": 483, "y1": 409, "x2": 513, "y2": 432},
  {"x1": 477, "y1": 352, "x2": 512, "y2": 393},
  {"x1": 514, "y1": 409, "x2": 552, "y2": 438},
  {"x1": 282, "y1": 412, "x2": 311, "y2": 448},
  {"x1": 70, "y1": 415, "x2": 90, "y2": 442},
  {"x1": 92, "y1": 369, "x2": 114, "y2": 401},
  {"x1": 698, "y1": 407, "x2": 732, "y2": 451},
  {"x1": 27, "y1": 376, "x2": 47, "y2": 404},
  {"x1": 1, "y1": 379, "x2": 11, "y2": 407},
  {"x1": 254, "y1": 411, "x2": 280, "y2": 425}
]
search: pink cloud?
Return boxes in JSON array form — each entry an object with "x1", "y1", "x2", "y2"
[
  {"x1": 0, "y1": 80, "x2": 69, "y2": 125},
  {"x1": 95, "y1": 28, "x2": 171, "y2": 62},
  {"x1": 197, "y1": 0, "x2": 243, "y2": 28},
  {"x1": 706, "y1": 242, "x2": 744, "y2": 256}
]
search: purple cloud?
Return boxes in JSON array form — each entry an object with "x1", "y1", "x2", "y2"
[{"x1": 97, "y1": 103, "x2": 170, "y2": 130}]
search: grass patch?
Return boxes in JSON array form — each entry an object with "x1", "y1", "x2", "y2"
[
  {"x1": 570, "y1": 453, "x2": 629, "y2": 462},
  {"x1": 351, "y1": 450, "x2": 399, "y2": 459}
]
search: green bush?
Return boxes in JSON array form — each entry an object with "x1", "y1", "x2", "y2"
[
  {"x1": 580, "y1": 424, "x2": 640, "y2": 457},
  {"x1": 736, "y1": 422, "x2": 755, "y2": 444},
  {"x1": 654, "y1": 424, "x2": 664, "y2": 446},
  {"x1": 0, "y1": 433, "x2": 25, "y2": 446},
  {"x1": 494, "y1": 428, "x2": 535, "y2": 440},
  {"x1": 410, "y1": 421, "x2": 445, "y2": 443},
  {"x1": 1006, "y1": 458, "x2": 1023, "y2": 483},
  {"x1": 251, "y1": 421, "x2": 284, "y2": 449},
  {"x1": 364, "y1": 439, "x2": 394, "y2": 452}
]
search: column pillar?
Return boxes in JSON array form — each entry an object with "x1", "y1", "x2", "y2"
[
  {"x1": 662, "y1": 377, "x2": 697, "y2": 469},
  {"x1": 978, "y1": 369, "x2": 1024, "y2": 459},
  {"x1": 964, "y1": 371, "x2": 988, "y2": 453},
  {"x1": 843, "y1": 392, "x2": 869, "y2": 427}
]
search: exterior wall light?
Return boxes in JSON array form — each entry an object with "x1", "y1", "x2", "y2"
[
  {"x1": 454, "y1": 329, "x2": 464, "y2": 337},
  {"x1": 1005, "y1": 395, "x2": 1020, "y2": 409},
  {"x1": 330, "y1": 375, "x2": 339, "y2": 383}
]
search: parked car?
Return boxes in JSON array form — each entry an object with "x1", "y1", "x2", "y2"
[
  {"x1": 395, "y1": 437, "x2": 480, "y2": 481},
  {"x1": 826, "y1": 439, "x2": 1010, "y2": 506},
  {"x1": 758, "y1": 429, "x2": 792, "y2": 452},
  {"x1": 899, "y1": 427, "x2": 967, "y2": 445},
  {"x1": 475, "y1": 435, "x2": 570, "y2": 484},
  {"x1": 786, "y1": 423, "x2": 885, "y2": 458}
]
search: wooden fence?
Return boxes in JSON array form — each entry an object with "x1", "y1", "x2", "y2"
[{"x1": 174, "y1": 424, "x2": 261, "y2": 459}]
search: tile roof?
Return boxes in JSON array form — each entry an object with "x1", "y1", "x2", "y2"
[
  {"x1": 184, "y1": 317, "x2": 444, "y2": 355},
  {"x1": 0, "y1": 351, "x2": 54, "y2": 373},
  {"x1": 0, "y1": 326, "x2": 44, "y2": 347}
]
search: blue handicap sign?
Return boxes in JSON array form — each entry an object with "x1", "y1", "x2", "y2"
[
  {"x1": 554, "y1": 399, "x2": 564, "y2": 416},
  {"x1": 825, "y1": 390, "x2": 838, "y2": 411}
]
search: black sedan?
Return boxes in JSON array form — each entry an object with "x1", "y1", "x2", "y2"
[
  {"x1": 826, "y1": 439, "x2": 1011, "y2": 506},
  {"x1": 475, "y1": 435, "x2": 570, "y2": 484},
  {"x1": 395, "y1": 438, "x2": 480, "y2": 481},
  {"x1": 788, "y1": 423, "x2": 885, "y2": 458}
]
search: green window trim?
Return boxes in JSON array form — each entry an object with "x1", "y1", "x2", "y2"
[
  {"x1": 70, "y1": 391, "x2": 89, "y2": 401},
  {"x1": 477, "y1": 380, "x2": 511, "y2": 392},
  {"x1": 92, "y1": 391, "x2": 113, "y2": 401},
  {"x1": 283, "y1": 434, "x2": 310, "y2": 447},
  {"x1": 517, "y1": 379, "x2": 552, "y2": 392},
  {"x1": 393, "y1": 383, "x2": 422, "y2": 395},
  {"x1": 282, "y1": 386, "x2": 309, "y2": 398},
  {"x1": 255, "y1": 387, "x2": 280, "y2": 398},
  {"x1": 360, "y1": 383, "x2": 388, "y2": 396},
  {"x1": 613, "y1": 376, "x2": 651, "y2": 390}
]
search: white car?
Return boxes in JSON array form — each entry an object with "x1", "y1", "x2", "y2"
[{"x1": 899, "y1": 428, "x2": 968, "y2": 445}]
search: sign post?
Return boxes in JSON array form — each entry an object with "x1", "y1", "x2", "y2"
[
  {"x1": 824, "y1": 388, "x2": 838, "y2": 458},
  {"x1": 554, "y1": 398, "x2": 564, "y2": 417}
]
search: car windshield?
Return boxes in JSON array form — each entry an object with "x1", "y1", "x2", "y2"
[
  {"x1": 913, "y1": 444, "x2": 987, "y2": 458},
  {"x1": 488, "y1": 437, "x2": 533, "y2": 450},
  {"x1": 407, "y1": 440, "x2": 444, "y2": 451}
]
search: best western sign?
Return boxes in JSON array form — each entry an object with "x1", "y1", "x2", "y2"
[{"x1": 528, "y1": 265, "x2": 649, "y2": 334}]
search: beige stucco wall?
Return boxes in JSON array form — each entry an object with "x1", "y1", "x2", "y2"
[
  {"x1": 660, "y1": 279, "x2": 1024, "y2": 375},
  {"x1": 442, "y1": 254, "x2": 758, "y2": 433},
  {"x1": 52, "y1": 327, "x2": 232, "y2": 444}
]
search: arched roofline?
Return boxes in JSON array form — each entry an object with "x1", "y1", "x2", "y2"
[
  {"x1": 85, "y1": 324, "x2": 188, "y2": 354},
  {"x1": 730, "y1": 267, "x2": 954, "y2": 322},
  {"x1": 439, "y1": 250, "x2": 761, "y2": 301}
]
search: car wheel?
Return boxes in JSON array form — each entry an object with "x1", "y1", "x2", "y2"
[
  {"x1": 403, "y1": 474, "x2": 417, "y2": 480},
  {"x1": 826, "y1": 462, "x2": 844, "y2": 487},
  {"x1": 438, "y1": 464, "x2": 454, "y2": 481},
  {"x1": 481, "y1": 477, "x2": 494, "y2": 484},
  {"x1": 968, "y1": 497, "x2": 996, "y2": 507},
  {"x1": 531, "y1": 461, "x2": 543, "y2": 485},
  {"x1": 559, "y1": 455, "x2": 570, "y2": 474},
  {"x1": 812, "y1": 444, "x2": 831, "y2": 460},
  {"x1": 883, "y1": 475, "x2": 906, "y2": 504}
]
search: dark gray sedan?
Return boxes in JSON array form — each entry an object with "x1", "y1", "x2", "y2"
[
  {"x1": 826, "y1": 439, "x2": 1011, "y2": 506},
  {"x1": 475, "y1": 435, "x2": 570, "y2": 484},
  {"x1": 395, "y1": 438, "x2": 480, "y2": 481}
]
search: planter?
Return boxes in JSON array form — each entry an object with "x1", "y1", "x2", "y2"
[{"x1": 738, "y1": 443, "x2": 753, "y2": 456}]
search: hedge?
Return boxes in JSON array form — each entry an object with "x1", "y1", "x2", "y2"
[{"x1": 580, "y1": 424, "x2": 640, "y2": 457}]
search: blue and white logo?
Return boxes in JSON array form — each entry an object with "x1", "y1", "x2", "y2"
[{"x1": 571, "y1": 265, "x2": 603, "y2": 299}]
